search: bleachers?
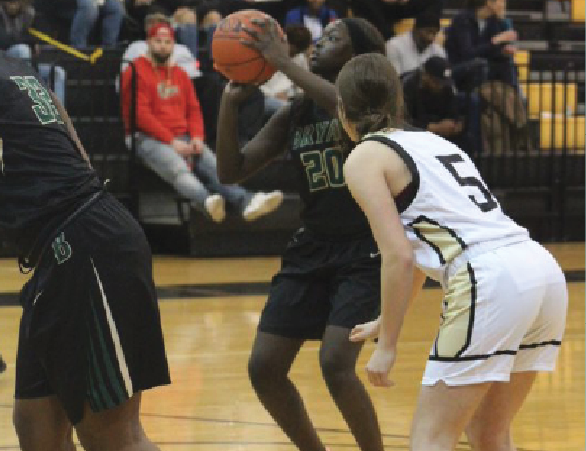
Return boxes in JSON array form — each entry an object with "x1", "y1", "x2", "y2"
[{"x1": 22, "y1": 0, "x2": 584, "y2": 256}]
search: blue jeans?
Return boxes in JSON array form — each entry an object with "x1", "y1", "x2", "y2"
[
  {"x1": 129, "y1": 134, "x2": 252, "y2": 213},
  {"x1": 71, "y1": 0, "x2": 124, "y2": 48},
  {"x1": 6, "y1": 44, "x2": 67, "y2": 104},
  {"x1": 175, "y1": 24, "x2": 198, "y2": 60}
]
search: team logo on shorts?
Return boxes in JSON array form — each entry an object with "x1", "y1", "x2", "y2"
[{"x1": 52, "y1": 232, "x2": 72, "y2": 265}]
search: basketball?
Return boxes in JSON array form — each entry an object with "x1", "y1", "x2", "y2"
[{"x1": 211, "y1": 10, "x2": 284, "y2": 85}]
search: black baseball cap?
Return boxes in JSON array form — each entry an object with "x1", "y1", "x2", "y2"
[{"x1": 423, "y1": 56, "x2": 452, "y2": 83}]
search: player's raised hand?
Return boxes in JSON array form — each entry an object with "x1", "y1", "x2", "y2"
[
  {"x1": 223, "y1": 82, "x2": 257, "y2": 103},
  {"x1": 366, "y1": 346, "x2": 396, "y2": 388},
  {"x1": 241, "y1": 18, "x2": 289, "y2": 68},
  {"x1": 349, "y1": 317, "x2": 381, "y2": 342}
]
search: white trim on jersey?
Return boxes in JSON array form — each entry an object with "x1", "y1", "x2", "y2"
[{"x1": 91, "y1": 258, "x2": 134, "y2": 398}]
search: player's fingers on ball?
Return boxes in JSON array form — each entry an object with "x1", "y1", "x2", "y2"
[
  {"x1": 242, "y1": 27, "x2": 259, "y2": 39},
  {"x1": 251, "y1": 18, "x2": 267, "y2": 27},
  {"x1": 239, "y1": 38, "x2": 256, "y2": 48}
]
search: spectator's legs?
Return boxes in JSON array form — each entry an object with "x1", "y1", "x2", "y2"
[
  {"x1": 38, "y1": 65, "x2": 67, "y2": 105},
  {"x1": 175, "y1": 24, "x2": 199, "y2": 60},
  {"x1": 192, "y1": 144, "x2": 252, "y2": 211},
  {"x1": 70, "y1": 0, "x2": 99, "y2": 48},
  {"x1": 100, "y1": 0, "x2": 124, "y2": 46},
  {"x1": 6, "y1": 44, "x2": 32, "y2": 60},
  {"x1": 134, "y1": 135, "x2": 210, "y2": 211},
  {"x1": 6, "y1": 46, "x2": 67, "y2": 105}
]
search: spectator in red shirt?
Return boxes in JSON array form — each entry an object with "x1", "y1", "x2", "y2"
[{"x1": 121, "y1": 23, "x2": 282, "y2": 222}]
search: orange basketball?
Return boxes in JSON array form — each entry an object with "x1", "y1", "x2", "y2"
[{"x1": 212, "y1": 10, "x2": 284, "y2": 85}]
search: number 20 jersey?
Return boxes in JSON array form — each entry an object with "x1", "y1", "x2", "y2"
[
  {"x1": 287, "y1": 98, "x2": 370, "y2": 237},
  {"x1": 363, "y1": 130, "x2": 529, "y2": 282}
]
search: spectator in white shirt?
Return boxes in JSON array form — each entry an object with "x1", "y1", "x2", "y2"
[{"x1": 386, "y1": 9, "x2": 445, "y2": 78}]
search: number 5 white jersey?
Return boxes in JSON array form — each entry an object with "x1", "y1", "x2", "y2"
[{"x1": 363, "y1": 130, "x2": 529, "y2": 283}]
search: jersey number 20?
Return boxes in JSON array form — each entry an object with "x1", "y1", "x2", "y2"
[
  {"x1": 301, "y1": 148, "x2": 345, "y2": 192},
  {"x1": 437, "y1": 154, "x2": 498, "y2": 213}
]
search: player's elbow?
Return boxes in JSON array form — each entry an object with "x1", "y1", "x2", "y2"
[{"x1": 382, "y1": 243, "x2": 414, "y2": 272}]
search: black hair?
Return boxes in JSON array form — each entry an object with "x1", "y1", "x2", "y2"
[
  {"x1": 285, "y1": 25, "x2": 312, "y2": 54},
  {"x1": 341, "y1": 18, "x2": 386, "y2": 56}
]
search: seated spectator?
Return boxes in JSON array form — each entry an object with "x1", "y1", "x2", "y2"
[
  {"x1": 121, "y1": 22, "x2": 283, "y2": 222},
  {"x1": 120, "y1": 12, "x2": 200, "y2": 86},
  {"x1": 124, "y1": 0, "x2": 164, "y2": 40},
  {"x1": 445, "y1": 0, "x2": 519, "y2": 89},
  {"x1": 34, "y1": 0, "x2": 124, "y2": 48},
  {"x1": 386, "y1": 8, "x2": 446, "y2": 78},
  {"x1": 345, "y1": 0, "x2": 442, "y2": 40},
  {"x1": 260, "y1": 25, "x2": 312, "y2": 115},
  {"x1": 0, "y1": 0, "x2": 66, "y2": 103},
  {"x1": 285, "y1": 0, "x2": 337, "y2": 42},
  {"x1": 402, "y1": 56, "x2": 464, "y2": 145}
]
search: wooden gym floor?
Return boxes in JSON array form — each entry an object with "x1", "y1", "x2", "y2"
[{"x1": 0, "y1": 243, "x2": 583, "y2": 450}]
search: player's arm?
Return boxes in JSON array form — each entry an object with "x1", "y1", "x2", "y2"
[
  {"x1": 216, "y1": 82, "x2": 291, "y2": 184},
  {"x1": 242, "y1": 19, "x2": 338, "y2": 116},
  {"x1": 350, "y1": 266, "x2": 426, "y2": 342},
  {"x1": 49, "y1": 90, "x2": 92, "y2": 167},
  {"x1": 344, "y1": 140, "x2": 414, "y2": 386}
]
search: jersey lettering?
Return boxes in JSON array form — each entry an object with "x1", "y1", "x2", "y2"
[
  {"x1": 301, "y1": 147, "x2": 345, "y2": 191},
  {"x1": 436, "y1": 154, "x2": 498, "y2": 213},
  {"x1": 10, "y1": 76, "x2": 64, "y2": 125},
  {"x1": 52, "y1": 232, "x2": 72, "y2": 265}
]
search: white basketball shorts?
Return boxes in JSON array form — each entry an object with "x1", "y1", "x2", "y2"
[{"x1": 422, "y1": 239, "x2": 568, "y2": 386}]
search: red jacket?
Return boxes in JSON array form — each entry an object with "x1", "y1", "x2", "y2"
[{"x1": 121, "y1": 56, "x2": 204, "y2": 144}]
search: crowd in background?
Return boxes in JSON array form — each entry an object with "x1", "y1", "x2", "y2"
[{"x1": 0, "y1": 0, "x2": 527, "y2": 189}]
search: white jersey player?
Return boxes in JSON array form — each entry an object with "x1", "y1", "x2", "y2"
[{"x1": 336, "y1": 53, "x2": 568, "y2": 451}]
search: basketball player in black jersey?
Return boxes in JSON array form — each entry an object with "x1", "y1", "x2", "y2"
[
  {"x1": 0, "y1": 52, "x2": 170, "y2": 450},
  {"x1": 216, "y1": 18, "x2": 387, "y2": 451}
]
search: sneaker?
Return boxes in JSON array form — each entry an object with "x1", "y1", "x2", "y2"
[
  {"x1": 204, "y1": 194, "x2": 226, "y2": 223},
  {"x1": 0, "y1": 355, "x2": 6, "y2": 374},
  {"x1": 242, "y1": 191, "x2": 284, "y2": 221}
]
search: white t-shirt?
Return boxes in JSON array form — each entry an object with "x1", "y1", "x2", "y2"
[
  {"x1": 260, "y1": 53, "x2": 309, "y2": 99},
  {"x1": 386, "y1": 31, "x2": 447, "y2": 77}
]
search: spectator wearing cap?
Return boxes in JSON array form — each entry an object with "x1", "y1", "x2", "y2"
[
  {"x1": 284, "y1": 0, "x2": 337, "y2": 42},
  {"x1": 385, "y1": 8, "x2": 446, "y2": 78},
  {"x1": 120, "y1": 22, "x2": 283, "y2": 223},
  {"x1": 119, "y1": 12, "x2": 200, "y2": 89},
  {"x1": 402, "y1": 56, "x2": 464, "y2": 144}
]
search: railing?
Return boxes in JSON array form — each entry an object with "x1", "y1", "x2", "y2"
[
  {"x1": 468, "y1": 59, "x2": 584, "y2": 240},
  {"x1": 38, "y1": 52, "x2": 584, "y2": 241}
]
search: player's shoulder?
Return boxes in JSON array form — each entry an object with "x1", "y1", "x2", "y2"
[
  {"x1": 347, "y1": 133, "x2": 404, "y2": 174},
  {"x1": 0, "y1": 51, "x2": 35, "y2": 75}
]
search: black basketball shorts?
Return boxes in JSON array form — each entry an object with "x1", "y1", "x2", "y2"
[
  {"x1": 259, "y1": 228, "x2": 382, "y2": 339},
  {"x1": 15, "y1": 193, "x2": 170, "y2": 424}
]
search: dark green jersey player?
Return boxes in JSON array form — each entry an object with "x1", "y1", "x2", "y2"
[
  {"x1": 1, "y1": 52, "x2": 170, "y2": 451},
  {"x1": 287, "y1": 99, "x2": 370, "y2": 236},
  {"x1": 217, "y1": 18, "x2": 387, "y2": 451}
]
